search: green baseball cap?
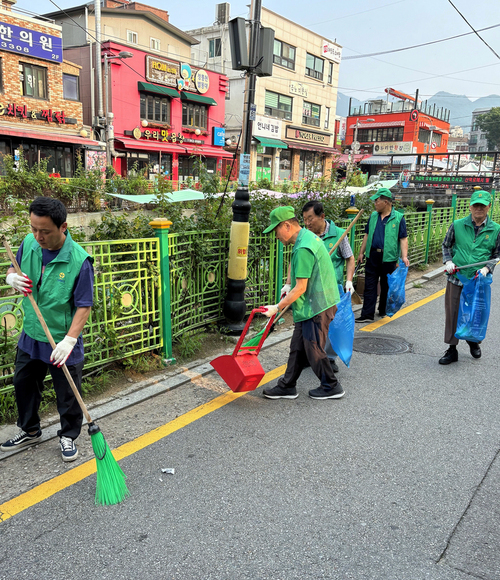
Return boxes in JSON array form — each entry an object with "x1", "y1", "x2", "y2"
[
  {"x1": 470, "y1": 190, "x2": 491, "y2": 206},
  {"x1": 370, "y1": 187, "x2": 393, "y2": 201},
  {"x1": 263, "y1": 206, "x2": 296, "y2": 233}
]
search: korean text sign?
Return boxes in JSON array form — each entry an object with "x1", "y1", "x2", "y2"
[{"x1": 0, "y1": 21, "x2": 63, "y2": 63}]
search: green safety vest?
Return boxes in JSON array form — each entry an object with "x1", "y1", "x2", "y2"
[
  {"x1": 291, "y1": 228, "x2": 339, "y2": 323},
  {"x1": 21, "y1": 231, "x2": 93, "y2": 343},
  {"x1": 365, "y1": 208, "x2": 404, "y2": 262},
  {"x1": 322, "y1": 219, "x2": 346, "y2": 284},
  {"x1": 452, "y1": 215, "x2": 500, "y2": 280}
]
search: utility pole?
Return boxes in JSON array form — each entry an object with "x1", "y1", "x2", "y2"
[{"x1": 222, "y1": 0, "x2": 262, "y2": 330}]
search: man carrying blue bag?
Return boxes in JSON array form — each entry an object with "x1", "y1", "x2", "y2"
[{"x1": 440, "y1": 189, "x2": 500, "y2": 365}]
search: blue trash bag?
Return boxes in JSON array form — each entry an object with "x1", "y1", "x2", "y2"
[
  {"x1": 328, "y1": 286, "x2": 355, "y2": 368},
  {"x1": 455, "y1": 272, "x2": 493, "y2": 342},
  {"x1": 386, "y1": 258, "x2": 408, "y2": 317}
]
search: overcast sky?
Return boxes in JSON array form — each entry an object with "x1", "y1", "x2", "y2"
[{"x1": 16, "y1": 0, "x2": 500, "y2": 102}]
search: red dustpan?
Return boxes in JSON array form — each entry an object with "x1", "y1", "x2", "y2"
[{"x1": 210, "y1": 308, "x2": 276, "y2": 392}]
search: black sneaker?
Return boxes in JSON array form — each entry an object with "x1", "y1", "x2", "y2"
[
  {"x1": 355, "y1": 315, "x2": 374, "y2": 323},
  {"x1": 439, "y1": 347, "x2": 458, "y2": 365},
  {"x1": 60, "y1": 436, "x2": 78, "y2": 462},
  {"x1": 309, "y1": 385, "x2": 345, "y2": 399},
  {"x1": 466, "y1": 341, "x2": 481, "y2": 359},
  {"x1": 1, "y1": 429, "x2": 42, "y2": 451},
  {"x1": 263, "y1": 385, "x2": 298, "y2": 399},
  {"x1": 329, "y1": 359, "x2": 339, "y2": 373}
]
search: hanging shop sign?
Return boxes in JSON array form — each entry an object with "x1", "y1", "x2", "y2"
[
  {"x1": 285, "y1": 126, "x2": 330, "y2": 145},
  {"x1": 0, "y1": 21, "x2": 63, "y2": 63},
  {"x1": 410, "y1": 175, "x2": 492, "y2": 186},
  {"x1": 322, "y1": 40, "x2": 342, "y2": 64},
  {"x1": 254, "y1": 115, "x2": 282, "y2": 139},
  {"x1": 0, "y1": 102, "x2": 75, "y2": 124},
  {"x1": 289, "y1": 81, "x2": 308, "y2": 98},
  {"x1": 213, "y1": 126, "x2": 225, "y2": 146},
  {"x1": 373, "y1": 141, "x2": 412, "y2": 155},
  {"x1": 146, "y1": 55, "x2": 210, "y2": 93}
]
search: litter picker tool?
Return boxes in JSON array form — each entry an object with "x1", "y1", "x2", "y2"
[
  {"x1": 451, "y1": 258, "x2": 500, "y2": 273},
  {"x1": 243, "y1": 208, "x2": 365, "y2": 348},
  {"x1": 1, "y1": 236, "x2": 129, "y2": 506}
]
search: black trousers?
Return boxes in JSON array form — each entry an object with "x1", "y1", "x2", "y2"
[
  {"x1": 13, "y1": 348, "x2": 84, "y2": 440},
  {"x1": 277, "y1": 306, "x2": 338, "y2": 391},
  {"x1": 360, "y1": 250, "x2": 397, "y2": 318}
]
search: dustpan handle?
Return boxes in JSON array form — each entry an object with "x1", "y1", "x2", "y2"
[{"x1": 232, "y1": 308, "x2": 274, "y2": 355}]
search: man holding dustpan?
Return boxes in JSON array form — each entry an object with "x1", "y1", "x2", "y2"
[
  {"x1": 301, "y1": 200, "x2": 356, "y2": 374},
  {"x1": 261, "y1": 206, "x2": 344, "y2": 400},
  {"x1": 1, "y1": 197, "x2": 94, "y2": 462}
]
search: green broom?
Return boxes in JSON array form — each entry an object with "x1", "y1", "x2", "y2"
[
  {"x1": 243, "y1": 209, "x2": 365, "y2": 349},
  {"x1": 2, "y1": 236, "x2": 129, "y2": 506}
]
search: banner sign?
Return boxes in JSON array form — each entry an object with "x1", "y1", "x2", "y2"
[
  {"x1": 0, "y1": 22, "x2": 62, "y2": 62},
  {"x1": 254, "y1": 115, "x2": 282, "y2": 139},
  {"x1": 410, "y1": 175, "x2": 492, "y2": 186},
  {"x1": 322, "y1": 40, "x2": 342, "y2": 63},
  {"x1": 373, "y1": 141, "x2": 412, "y2": 155},
  {"x1": 146, "y1": 55, "x2": 209, "y2": 93}
]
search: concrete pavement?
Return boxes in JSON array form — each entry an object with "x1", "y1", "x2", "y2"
[{"x1": 1, "y1": 270, "x2": 499, "y2": 579}]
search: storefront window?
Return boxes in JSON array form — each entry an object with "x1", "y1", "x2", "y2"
[
  {"x1": 299, "y1": 150, "x2": 322, "y2": 180},
  {"x1": 182, "y1": 103, "x2": 208, "y2": 130},
  {"x1": 256, "y1": 155, "x2": 272, "y2": 182},
  {"x1": 140, "y1": 94, "x2": 170, "y2": 124},
  {"x1": 279, "y1": 149, "x2": 291, "y2": 180},
  {"x1": 178, "y1": 155, "x2": 199, "y2": 183},
  {"x1": 161, "y1": 153, "x2": 172, "y2": 177}
]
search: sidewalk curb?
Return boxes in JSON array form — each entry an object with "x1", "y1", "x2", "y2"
[{"x1": 0, "y1": 269, "x2": 442, "y2": 461}]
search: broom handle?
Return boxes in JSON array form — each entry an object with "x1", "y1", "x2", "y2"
[
  {"x1": 329, "y1": 208, "x2": 364, "y2": 256},
  {"x1": 2, "y1": 237, "x2": 93, "y2": 424}
]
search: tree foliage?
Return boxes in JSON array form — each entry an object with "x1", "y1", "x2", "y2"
[{"x1": 475, "y1": 107, "x2": 500, "y2": 150}]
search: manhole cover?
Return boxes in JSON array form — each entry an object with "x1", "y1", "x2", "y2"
[{"x1": 353, "y1": 334, "x2": 413, "y2": 355}]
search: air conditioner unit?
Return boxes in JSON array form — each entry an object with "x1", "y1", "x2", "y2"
[{"x1": 216, "y1": 3, "x2": 230, "y2": 24}]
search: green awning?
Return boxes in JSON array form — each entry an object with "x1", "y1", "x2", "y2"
[
  {"x1": 180, "y1": 92, "x2": 217, "y2": 106},
  {"x1": 137, "y1": 81, "x2": 180, "y2": 98},
  {"x1": 254, "y1": 136, "x2": 288, "y2": 149}
]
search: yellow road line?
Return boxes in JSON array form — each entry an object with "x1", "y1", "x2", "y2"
[
  {"x1": 360, "y1": 288, "x2": 446, "y2": 332},
  {"x1": 0, "y1": 364, "x2": 287, "y2": 523}
]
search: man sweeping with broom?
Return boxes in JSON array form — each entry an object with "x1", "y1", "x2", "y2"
[
  {"x1": 1, "y1": 197, "x2": 94, "y2": 462},
  {"x1": 261, "y1": 206, "x2": 344, "y2": 400}
]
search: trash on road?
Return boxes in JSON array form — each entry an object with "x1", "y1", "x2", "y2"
[{"x1": 161, "y1": 468, "x2": 175, "y2": 474}]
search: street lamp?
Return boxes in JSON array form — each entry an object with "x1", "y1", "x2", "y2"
[{"x1": 104, "y1": 51, "x2": 133, "y2": 166}]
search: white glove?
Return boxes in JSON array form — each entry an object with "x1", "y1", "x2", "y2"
[
  {"x1": 345, "y1": 281, "x2": 354, "y2": 294},
  {"x1": 50, "y1": 335, "x2": 77, "y2": 367},
  {"x1": 445, "y1": 261, "x2": 456, "y2": 274},
  {"x1": 478, "y1": 267, "x2": 489, "y2": 277},
  {"x1": 6, "y1": 272, "x2": 32, "y2": 295},
  {"x1": 263, "y1": 304, "x2": 279, "y2": 318},
  {"x1": 280, "y1": 283, "x2": 291, "y2": 298}
]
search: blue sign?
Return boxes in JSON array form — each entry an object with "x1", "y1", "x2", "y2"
[
  {"x1": 213, "y1": 127, "x2": 226, "y2": 147},
  {"x1": 239, "y1": 154, "x2": 250, "y2": 186},
  {"x1": 0, "y1": 21, "x2": 63, "y2": 63}
]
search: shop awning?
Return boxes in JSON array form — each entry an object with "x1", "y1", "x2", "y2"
[
  {"x1": 180, "y1": 92, "x2": 217, "y2": 106},
  {"x1": 348, "y1": 121, "x2": 405, "y2": 129},
  {"x1": 335, "y1": 153, "x2": 369, "y2": 165},
  {"x1": 137, "y1": 82, "x2": 180, "y2": 98},
  {"x1": 361, "y1": 155, "x2": 416, "y2": 165},
  {"x1": 284, "y1": 141, "x2": 338, "y2": 154},
  {"x1": 254, "y1": 136, "x2": 288, "y2": 149},
  {"x1": 0, "y1": 125, "x2": 100, "y2": 147},
  {"x1": 114, "y1": 137, "x2": 233, "y2": 158}
]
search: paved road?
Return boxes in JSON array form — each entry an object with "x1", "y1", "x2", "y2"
[{"x1": 1, "y1": 274, "x2": 499, "y2": 580}]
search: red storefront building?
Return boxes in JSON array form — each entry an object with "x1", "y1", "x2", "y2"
[
  {"x1": 65, "y1": 40, "x2": 232, "y2": 182},
  {"x1": 344, "y1": 88, "x2": 450, "y2": 172}
]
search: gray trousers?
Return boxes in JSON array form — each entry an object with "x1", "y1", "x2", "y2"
[
  {"x1": 444, "y1": 281, "x2": 462, "y2": 346},
  {"x1": 277, "y1": 306, "x2": 339, "y2": 391}
]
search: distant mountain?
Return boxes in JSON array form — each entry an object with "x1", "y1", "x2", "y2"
[{"x1": 336, "y1": 91, "x2": 500, "y2": 131}]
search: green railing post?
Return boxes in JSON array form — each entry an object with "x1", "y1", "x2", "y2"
[
  {"x1": 345, "y1": 206, "x2": 360, "y2": 251},
  {"x1": 150, "y1": 218, "x2": 175, "y2": 364},
  {"x1": 490, "y1": 189, "x2": 496, "y2": 219},
  {"x1": 451, "y1": 191, "x2": 457, "y2": 222},
  {"x1": 275, "y1": 240, "x2": 284, "y2": 304},
  {"x1": 424, "y1": 199, "x2": 435, "y2": 265}
]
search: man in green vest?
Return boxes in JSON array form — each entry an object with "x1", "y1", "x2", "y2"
[
  {"x1": 440, "y1": 189, "x2": 500, "y2": 364},
  {"x1": 356, "y1": 188, "x2": 409, "y2": 322},
  {"x1": 261, "y1": 206, "x2": 344, "y2": 400},
  {"x1": 1, "y1": 197, "x2": 94, "y2": 462},
  {"x1": 301, "y1": 200, "x2": 355, "y2": 373}
]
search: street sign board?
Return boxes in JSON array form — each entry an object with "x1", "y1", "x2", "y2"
[
  {"x1": 410, "y1": 175, "x2": 492, "y2": 186},
  {"x1": 249, "y1": 104, "x2": 256, "y2": 121},
  {"x1": 239, "y1": 154, "x2": 251, "y2": 185}
]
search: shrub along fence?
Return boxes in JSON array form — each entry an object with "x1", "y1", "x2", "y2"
[{"x1": 0, "y1": 191, "x2": 498, "y2": 397}]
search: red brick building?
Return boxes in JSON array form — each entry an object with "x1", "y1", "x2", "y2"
[{"x1": 0, "y1": 0, "x2": 101, "y2": 176}]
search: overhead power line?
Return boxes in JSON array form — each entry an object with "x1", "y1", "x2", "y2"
[
  {"x1": 343, "y1": 23, "x2": 500, "y2": 60},
  {"x1": 447, "y1": 0, "x2": 500, "y2": 60}
]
